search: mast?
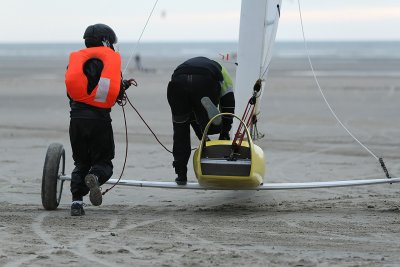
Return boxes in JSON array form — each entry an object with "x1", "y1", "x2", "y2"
[{"x1": 234, "y1": 0, "x2": 282, "y2": 138}]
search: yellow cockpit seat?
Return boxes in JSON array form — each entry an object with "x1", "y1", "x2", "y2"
[{"x1": 193, "y1": 113, "x2": 265, "y2": 189}]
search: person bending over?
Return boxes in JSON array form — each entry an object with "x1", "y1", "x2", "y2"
[{"x1": 167, "y1": 57, "x2": 235, "y2": 185}]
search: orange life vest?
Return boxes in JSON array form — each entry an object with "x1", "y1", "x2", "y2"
[{"x1": 65, "y1": 47, "x2": 121, "y2": 108}]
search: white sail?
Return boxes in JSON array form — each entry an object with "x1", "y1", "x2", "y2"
[{"x1": 233, "y1": 0, "x2": 282, "y2": 138}]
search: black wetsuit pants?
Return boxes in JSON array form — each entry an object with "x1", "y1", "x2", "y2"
[
  {"x1": 167, "y1": 73, "x2": 220, "y2": 177},
  {"x1": 69, "y1": 118, "x2": 114, "y2": 201}
]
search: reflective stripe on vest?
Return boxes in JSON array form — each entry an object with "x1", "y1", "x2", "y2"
[{"x1": 65, "y1": 47, "x2": 121, "y2": 108}]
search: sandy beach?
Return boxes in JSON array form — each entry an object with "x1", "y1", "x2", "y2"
[{"x1": 1, "y1": 46, "x2": 400, "y2": 266}]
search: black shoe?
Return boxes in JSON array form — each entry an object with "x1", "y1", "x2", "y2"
[
  {"x1": 85, "y1": 174, "x2": 102, "y2": 206},
  {"x1": 175, "y1": 176, "x2": 187, "y2": 185},
  {"x1": 71, "y1": 202, "x2": 85, "y2": 216}
]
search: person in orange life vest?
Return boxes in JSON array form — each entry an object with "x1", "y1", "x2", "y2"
[{"x1": 65, "y1": 23, "x2": 135, "y2": 216}]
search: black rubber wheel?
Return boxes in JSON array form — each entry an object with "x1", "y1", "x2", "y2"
[{"x1": 41, "y1": 143, "x2": 65, "y2": 210}]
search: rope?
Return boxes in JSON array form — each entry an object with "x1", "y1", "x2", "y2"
[
  {"x1": 119, "y1": 0, "x2": 175, "y2": 155},
  {"x1": 125, "y1": 95, "x2": 173, "y2": 154},
  {"x1": 232, "y1": 80, "x2": 261, "y2": 148},
  {"x1": 296, "y1": 0, "x2": 393, "y2": 178},
  {"x1": 102, "y1": 96, "x2": 129, "y2": 195},
  {"x1": 103, "y1": 0, "x2": 159, "y2": 194},
  {"x1": 122, "y1": 0, "x2": 159, "y2": 75},
  {"x1": 103, "y1": 81, "x2": 178, "y2": 194}
]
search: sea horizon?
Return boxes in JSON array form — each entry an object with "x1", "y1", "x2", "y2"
[{"x1": 1, "y1": 41, "x2": 400, "y2": 60}]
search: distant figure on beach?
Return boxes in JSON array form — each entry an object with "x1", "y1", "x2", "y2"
[
  {"x1": 135, "y1": 54, "x2": 143, "y2": 71},
  {"x1": 167, "y1": 56, "x2": 235, "y2": 185},
  {"x1": 134, "y1": 53, "x2": 156, "y2": 73},
  {"x1": 65, "y1": 23, "x2": 135, "y2": 216}
]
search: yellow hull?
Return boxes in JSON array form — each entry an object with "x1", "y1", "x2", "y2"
[
  {"x1": 193, "y1": 113, "x2": 265, "y2": 189},
  {"x1": 193, "y1": 139, "x2": 265, "y2": 189}
]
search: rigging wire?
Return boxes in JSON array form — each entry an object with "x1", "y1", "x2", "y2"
[
  {"x1": 297, "y1": 0, "x2": 392, "y2": 178},
  {"x1": 121, "y1": 0, "x2": 175, "y2": 154},
  {"x1": 122, "y1": 0, "x2": 159, "y2": 75},
  {"x1": 103, "y1": 0, "x2": 159, "y2": 194},
  {"x1": 108, "y1": 0, "x2": 197, "y2": 191},
  {"x1": 118, "y1": 0, "x2": 197, "y2": 156},
  {"x1": 296, "y1": 0, "x2": 379, "y2": 161}
]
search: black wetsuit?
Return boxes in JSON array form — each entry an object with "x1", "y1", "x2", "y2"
[
  {"x1": 68, "y1": 58, "x2": 124, "y2": 201},
  {"x1": 167, "y1": 57, "x2": 235, "y2": 178}
]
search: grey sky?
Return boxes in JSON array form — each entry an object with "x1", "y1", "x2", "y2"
[{"x1": 1, "y1": 0, "x2": 399, "y2": 43}]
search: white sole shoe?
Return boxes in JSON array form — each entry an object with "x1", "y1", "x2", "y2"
[
  {"x1": 201, "y1": 97, "x2": 221, "y2": 126},
  {"x1": 85, "y1": 174, "x2": 102, "y2": 206}
]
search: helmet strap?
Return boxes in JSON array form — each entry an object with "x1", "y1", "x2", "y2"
[
  {"x1": 102, "y1": 39, "x2": 111, "y2": 48},
  {"x1": 102, "y1": 39, "x2": 115, "y2": 51}
]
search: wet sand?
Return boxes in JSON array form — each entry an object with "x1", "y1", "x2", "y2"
[{"x1": 0, "y1": 53, "x2": 400, "y2": 266}]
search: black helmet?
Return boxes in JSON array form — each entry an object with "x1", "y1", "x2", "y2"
[{"x1": 83, "y1": 23, "x2": 117, "y2": 49}]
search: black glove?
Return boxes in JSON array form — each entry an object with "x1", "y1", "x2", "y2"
[
  {"x1": 219, "y1": 131, "x2": 230, "y2": 140},
  {"x1": 122, "y1": 78, "x2": 136, "y2": 90}
]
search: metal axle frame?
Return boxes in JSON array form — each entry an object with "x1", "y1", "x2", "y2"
[
  {"x1": 59, "y1": 175, "x2": 400, "y2": 190},
  {"x1": 41, "y1": 143, "x2": 399, "y2": 211}
]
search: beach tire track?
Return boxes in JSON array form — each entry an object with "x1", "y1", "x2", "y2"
[
  {"x1": 69, "y1": 218, "x2": 120, "y2": 267},
  {"x1": 7, "y1": 210, "x2": 135, "y2": 267},
  {"x1": 31, "y1": 211, "x2": 61, "y2": 247},
  {"x1": 166, "y1": 217, "x2": 261, "y2": 260},
  {"x1": 72, "y1": 216, "x2": 164, "y2": 266},
  {"x1": 4, "y1": 212, "x2": 61, "y2": 267}
]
